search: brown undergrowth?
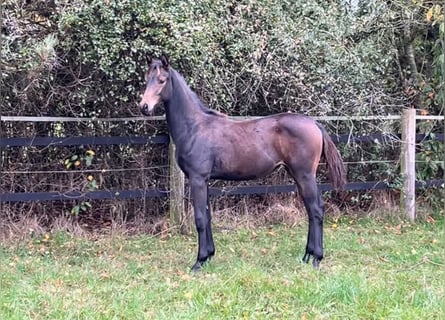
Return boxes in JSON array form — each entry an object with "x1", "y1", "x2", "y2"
[{"x1": 2, "y1": 189, "x2": 435, "y2": 245}]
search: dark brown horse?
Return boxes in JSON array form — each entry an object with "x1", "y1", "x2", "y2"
[{"x1": 139, "y1": 56, "x2": 345, "y2": 271}]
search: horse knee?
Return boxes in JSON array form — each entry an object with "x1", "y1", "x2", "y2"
[{"x1": 194, "y1": 214, "x2": 208, "y2": 232}]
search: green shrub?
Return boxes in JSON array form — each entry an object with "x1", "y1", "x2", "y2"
[{"x1": 3, "y1": 0, "x2": 426, "y2": 118}]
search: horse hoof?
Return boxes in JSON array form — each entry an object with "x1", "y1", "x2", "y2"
[
  {"x1": 302, "y1": 253, "x2": 310, "y2": 264},
  {"x1": 312, "y1": 259, "x2": 320, "y2": 269},
  {"x1": 191, "y1": 262, "x2": 202, "y2": 273}
]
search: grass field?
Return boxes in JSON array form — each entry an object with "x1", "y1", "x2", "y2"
[{"x1": 0, "y1": 214, "x2": 443, "y2": 319}]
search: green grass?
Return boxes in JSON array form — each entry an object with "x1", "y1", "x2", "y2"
[{"x1": 1, "y1": 215, "x2": 443, "y2": 319}]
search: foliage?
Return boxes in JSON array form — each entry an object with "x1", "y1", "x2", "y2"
[
  {"x1": 3, "y1": 0, "x2": 435, "y2": 118},
  {"x1": 71, "y1": 201, "x2": 92, "y2": 216},
  {"x1": 62, "y1": 149, "x2": 97, "y2": 215},
  {"x1": 416, "y1": 134, "x2": 444, "y2": 181},
  {"x1": 0, "y1": 217, "x2": 443, "y2": 319},
  {"x1": 425, "y1": 3, "x2": 444, "y2": 113},
  {"x1": 2, "y1": 0, "x2": 442, "y2": 117},
  {"x1": 63, "y1": 149, "x2": 96, "y2": 170}
]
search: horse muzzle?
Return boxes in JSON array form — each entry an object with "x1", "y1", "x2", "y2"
[{"x1": 140, "y1": 103, "x2": 155, "y2": 116}]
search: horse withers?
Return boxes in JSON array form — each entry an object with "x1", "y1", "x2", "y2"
[{"x1": 139, "y1": 56, "x2": 346, "y2": 271}]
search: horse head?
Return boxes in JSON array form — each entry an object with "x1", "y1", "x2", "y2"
[{"x1": 139, "y1": 55, "x2": 171, "y2": 116}]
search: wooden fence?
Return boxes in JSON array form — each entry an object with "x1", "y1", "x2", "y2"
[{"x1": 1, "y1": 111, "x2": 443, "y2": 225}]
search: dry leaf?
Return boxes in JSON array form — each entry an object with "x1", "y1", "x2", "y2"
[{"x1": 426, "y1": 7, "x2": 433, "y2": 22}]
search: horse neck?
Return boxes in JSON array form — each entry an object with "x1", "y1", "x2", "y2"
[{"x1": 164, "y1": 70, "x2": 206, "y2": 144}]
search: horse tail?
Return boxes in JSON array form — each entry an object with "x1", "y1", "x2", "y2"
[{"x1": 317, "y1": 123, "x2": 346, "y2": 191}]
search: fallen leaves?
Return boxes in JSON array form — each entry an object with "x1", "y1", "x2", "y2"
[
  {"x1": 426, "y1": 216, "x2": 436, "y2": 224},
  {"x1": 384, "y1": 224, "x2": 403, "y2": 235},
  {"x1": 266, "y1": 230, "x2": 276, "y2": 237}
]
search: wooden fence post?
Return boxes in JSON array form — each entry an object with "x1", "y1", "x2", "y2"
[
  {"x1": 168, "y1": 139, "x2": 190, "y2": 233},
  {"x1": 400, "y1": 108, "x2": 416, "y2": 221}
]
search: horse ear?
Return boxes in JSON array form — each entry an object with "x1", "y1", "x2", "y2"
[
  {"x1": 161, "y1": 54, "x2": 169, "y2": 68},
  {"x1": 146, "y1": 55, "x2": 153, "y2": 66}
]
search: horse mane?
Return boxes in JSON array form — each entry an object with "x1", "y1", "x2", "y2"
[{"x1": 170, "y1": 68, "x2": 227, "y2": 118}]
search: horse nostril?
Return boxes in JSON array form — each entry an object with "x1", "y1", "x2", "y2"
[{"x1": 140, "y1": 104, "x2": 152, "y2": 116}]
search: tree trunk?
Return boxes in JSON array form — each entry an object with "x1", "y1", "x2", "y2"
[{"x1": 403, "y1": 16, "x2": 421, "y2": 84}]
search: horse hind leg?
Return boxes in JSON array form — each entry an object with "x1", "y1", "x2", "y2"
[
  {"x1": 291, "y1": 169, "x2": 324, "y2": 268},
  {"x1": 205, "y1": 186, "x2": 215, "y2": 259}
]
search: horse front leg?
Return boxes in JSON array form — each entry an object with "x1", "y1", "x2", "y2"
[{"x1": 190, "y1": 177, "x2": 213, "y2": 272}]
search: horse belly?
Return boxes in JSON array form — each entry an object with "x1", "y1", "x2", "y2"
[{"x1": 211, "y1": 149, "x2": 277, "y2": 181}]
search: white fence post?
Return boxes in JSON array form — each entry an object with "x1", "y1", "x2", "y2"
[{"x1": 400, "y1": 108, "x2": 416, "y2": 221}]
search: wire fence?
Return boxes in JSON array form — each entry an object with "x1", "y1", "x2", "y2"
[{"x1": 0, "y1": 113, "x2": 443, "y2": 222}]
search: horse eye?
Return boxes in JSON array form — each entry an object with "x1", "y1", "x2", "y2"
[{"x1": 159, "y1": 78, "x2": 167, "y2": 84}]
